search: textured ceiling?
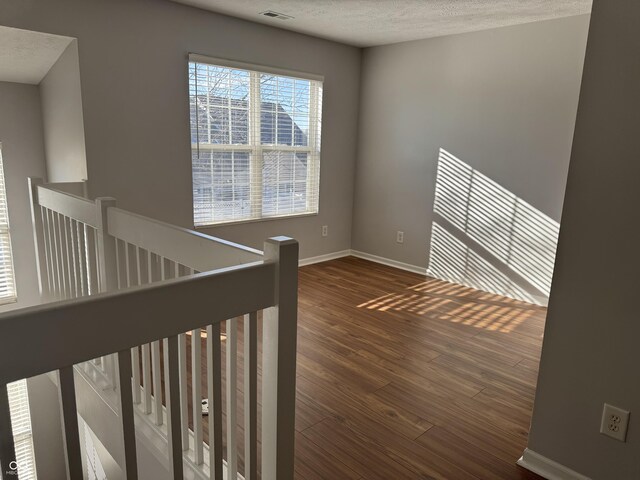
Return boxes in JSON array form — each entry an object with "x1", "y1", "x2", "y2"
[
  {"x1": 0, "y1": 26, "x2": 72, "y2": 84},
  {"x1": 172, "y1": 0, "x2": 592, "y2": 47}
]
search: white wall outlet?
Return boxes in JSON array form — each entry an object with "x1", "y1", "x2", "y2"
[
  {"x1": 600, "y1": 403, "x2": 630, "y2": 442},
  {"x1": 396, "y1": 231, "x2": 404, "y2": 243},
  {"x1": 321, "y1": 225, "x2": 328, "y2": 237}
]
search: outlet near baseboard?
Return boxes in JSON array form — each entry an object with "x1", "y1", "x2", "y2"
[{"x1": 600, "y1": 403, "x2": 630, "y2": 442}]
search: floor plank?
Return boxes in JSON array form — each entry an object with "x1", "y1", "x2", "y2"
[
  {"x1": 153, "y1": 256, "x2": 545, "y2": 479},
  {"x1": 295, "y1": 257, "x2": 545, "y2": 479}
]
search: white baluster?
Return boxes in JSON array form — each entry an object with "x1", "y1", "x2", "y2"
[
  {"x1": 42, "y1": 207, "x2": 56, "y2": 297},
  {"x1": 58, "y1": 366, "x2": 83, "y2": 479},
  {"x1": 85, "y1": 225, "x2": 99, "y2": 296},
  {"x1": 76, "y1": 220, "x2": 88, "y2": 296},
  {"x1": 151, "y1": 340, "x2": 163, "y2": 426},
  {"x1": 207, "y1": 322, "x2": 223, "y2": 480},
  {"x1": 61, "y1": 215, "x2": 71, "y2": 298},
  {"x1": 125, "y1": 242, "x2": 141, "y2": 405},
  {"x1": 192, "y1": 328, "x2": 203, "y2": 464},
  {"x1": 244, "y1": 312, "x2": 258, "y2": 480},
  {"x1": 164, "y1": 336, "x2": 184, "y2": 480},
  {"x1": 117, "y1": 350, "x2": 139, "y2": 479},
  {"x1": 137, "y1": 248, "x2": 153, "y2": 414},
  {"x1": 178, "y1": 334, "x2": 189, "y2": 450},
  {"x1": 50, "y1": 211, "x2": 63, "y2": 299},
  {"x1": 227, "y1": 318, "x2": 238, "y2": 479},
  {"x1": 141, "y1": 344, "x2": 152, "y2": 414},
  {"x1": 148, "y1": 252, "x2": 163, "y2": 425},
  {"x1": 67, "y1": 218, "x2": 80, "y2": 298}
]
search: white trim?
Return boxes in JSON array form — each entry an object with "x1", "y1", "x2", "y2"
[
  {"x1": 521, "y1": 293, "x2": 548, "y2": 307},
  {"x1": 188, "y1": 53, "x2": 324, "y2": 82},
  {"x1": 350, "y1": 250, "x2": 427, "y2": 275},
  {"x1": 517, "y1": 449, "x2": 591, "y2": 480},
  {"x1": 195, "y1": 212, "x2": 318, "y2": 229},
  {"x1": 193, "y1": 144, "x2": 313, "y2": 153},
  {"x1": 299, "y1": 250, "x2": 351, "y2": 267},
  {"x1": 297, "y1": 249, "x2": 427, "y2": 273}
]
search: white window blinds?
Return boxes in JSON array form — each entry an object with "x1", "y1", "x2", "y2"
[
  {"x1": 188, "y1": 57, "x2": 323, "y2": 226},
  {"x1": 6, "y1": 380, "x2": 37, "y2": 479},
  {"x1": 0, "y1": 147, "x2": 16, "y2": 304}
]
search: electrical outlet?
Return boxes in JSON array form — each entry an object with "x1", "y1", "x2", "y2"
[
  {"x1": 396, "y1": 231, "x2": 404, "y2": 244},
  {"x1": 600, "y1": 403, "x2": 630, "y2": 442},
  {"x1": 322, "y1": 225, "x2": 328, "y2": 237}
]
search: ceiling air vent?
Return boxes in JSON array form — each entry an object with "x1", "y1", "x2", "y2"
[{"x1": 259, "y1": 10, "x2": 294, "y2": 20}]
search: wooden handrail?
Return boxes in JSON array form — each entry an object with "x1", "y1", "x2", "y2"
[
  {"x1": 0, "y1": 260, "x2": 275, "y2": 385},
  {"x1": 107, "y1": 207, "x2": 262, "y2": 271},
  {"x1": 37, "y1": 185, "x2": 98, "y2": 228}
]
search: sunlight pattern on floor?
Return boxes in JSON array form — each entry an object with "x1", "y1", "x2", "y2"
[{"x1": 358, "y1": 276, "x2": 545, "y2": 334}]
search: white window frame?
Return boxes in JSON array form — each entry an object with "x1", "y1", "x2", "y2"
[
  {"x1": 0, "y1": 144, "x2": 17, "y2": 305},
  {"x1": 188, "y1": 54, "x2": 323, "y2": 227}
]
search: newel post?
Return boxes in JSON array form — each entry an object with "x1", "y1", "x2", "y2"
[
  {"x1": 28, "y1": 177, "x2": 50, "y2": 301},
  {"x1": 262, "y1": 236, "x2": 299, "y2": 480},
  {"x1": 95, "y1": 197, "x2": 118, "y2": 388},
  {"x1": 95, "y1": 197, "x2": 118, "y2": 294}
]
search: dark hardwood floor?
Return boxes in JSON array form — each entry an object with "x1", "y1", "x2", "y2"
[{"x1": 182, "y1": 256, "x2": 545, "y2": 479}]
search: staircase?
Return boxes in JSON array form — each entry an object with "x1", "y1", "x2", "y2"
[{"x1": 0, "y1": 178, "x2": 299, "y2": 480}]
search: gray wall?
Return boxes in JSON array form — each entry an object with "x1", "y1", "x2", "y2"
[
  {"x1": 0, "y1": 82, "x2": 48, "y2": 312},
  {"x1": 40, "y1": 39, "x2": 88, "y2": 183},
  {"x1": 352, "y1": 15, "x2": 589, "y2": 301},
  {"x1": 0, "y1": 0, "x2": 361, "y2": 259},
  {"x1": 528, "y1": 2, "x2": 640, "y2": 478}
]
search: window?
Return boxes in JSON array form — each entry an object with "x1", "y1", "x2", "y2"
[
  {"x1": 0, "y1": 146, "x2": 16, "y2": 304},
  {"x1": 83, "y1": 421, "x2": 106, "y2": 480},
  {"x1": 188, "y1": 56, "x2": 323, "y2": 226},
  {"x1": 5, "y1": 380, "x2": 37, "y2": 480},
  {"x1": 0, "y1": 148, "x2": 30, "y2": 480}
]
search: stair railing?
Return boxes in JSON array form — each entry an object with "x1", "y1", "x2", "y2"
[{"x1": 0, "y1": 177, "x2": 299, "y2": 480}]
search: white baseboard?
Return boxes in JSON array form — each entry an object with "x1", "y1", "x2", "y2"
[
  {"x1": 299, "y1": 250, "x2": 351, "y2": 267},
  {"x1": 297, "y1": 249, "x2": 427, "y2": 276},
  {"x1": 517, "y1": 449, "x2": 591, "y2": 480},
  {"x1": 350, "y1": 250, "x2": 427, "y2": 275}
]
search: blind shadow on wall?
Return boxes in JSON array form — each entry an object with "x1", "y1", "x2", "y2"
[{"x1": 427, "y1": 148, "x2": 560, "y2": 306}]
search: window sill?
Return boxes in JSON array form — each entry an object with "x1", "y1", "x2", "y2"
[
  {"x1": 0, "y1": 296, "x2": 17, "y2": 307},
  {"x1": 194, "y1": 211, "x2": 318, "y2": 229}
]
